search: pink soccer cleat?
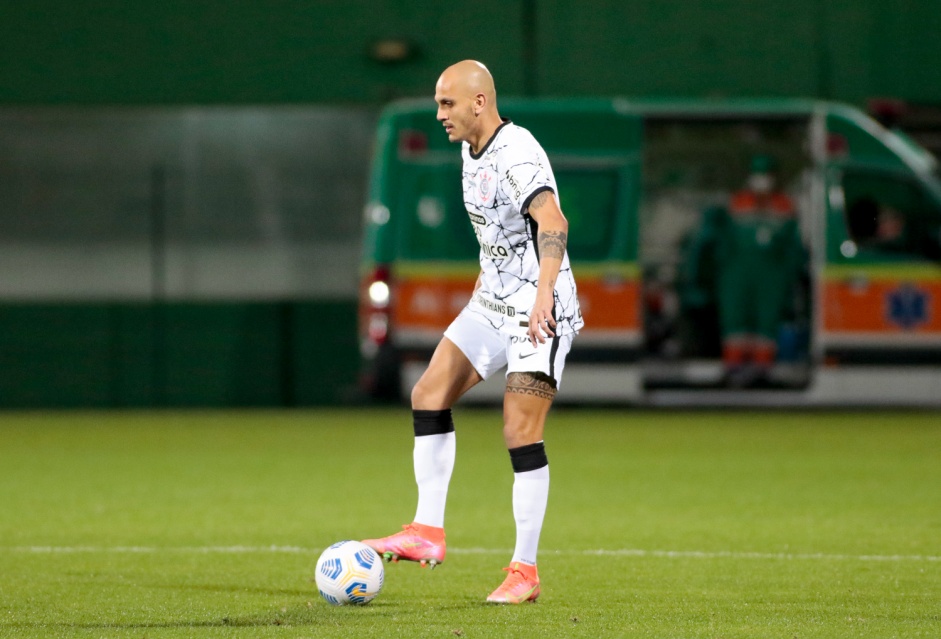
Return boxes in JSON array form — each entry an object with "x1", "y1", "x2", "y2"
[
  {"x1": 362, "y1": 522, "x2": 446, "y2": 569},
  {"x1": 486, "y1": 562, "x2": 540, "y2": 604}
]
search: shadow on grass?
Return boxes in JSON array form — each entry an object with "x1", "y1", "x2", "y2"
[
  {"x1": 0, "y1": 596, "x2": 505, "y2": 632},
  {"x1": 144, "y1": 580, "x2": 314, "y2": 597},
  {"x1": 1, "y1": 611, "x2": 378, "y2": 631},
  {"x1": 1, "y1": 619, "x2": 295, "y2": 630}
]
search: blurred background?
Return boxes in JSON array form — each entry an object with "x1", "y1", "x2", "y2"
[{"x1": 1, "y1": 0, "x2": 940, "y2": 408}]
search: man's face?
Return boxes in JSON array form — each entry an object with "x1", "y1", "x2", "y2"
[{"x1": 435, "y1": 75, "x2": 475, "y2": 143}]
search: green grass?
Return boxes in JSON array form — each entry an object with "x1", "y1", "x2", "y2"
[{"x1": 0, "y1": 409, "x2": 939, "y2": 638}]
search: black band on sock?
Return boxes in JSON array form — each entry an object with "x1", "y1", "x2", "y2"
[
  {"x1": 509, "y1": 441, "x2": 548, "y2": 473},
  {"x1": 413, "y1": 409, "x2": 455, "y2": 437}
]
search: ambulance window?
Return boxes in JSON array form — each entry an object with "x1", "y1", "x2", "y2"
[
  {"x1": 842, "y1": 172, "x2": 941, "y2": 260},
  {"x1": 400, "y1": 168, "x2": 477, "y2": 260},
  {"x1": 556, "y1": 168, "x2": 618, "y2": 260}
]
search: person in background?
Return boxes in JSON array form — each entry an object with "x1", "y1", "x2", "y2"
[
  {"x1": 679, "y1": 204, "x2": 727, "y2": 359},
  {"x1": 714, "y1": 155, "x2": 805, "y2": 387}
]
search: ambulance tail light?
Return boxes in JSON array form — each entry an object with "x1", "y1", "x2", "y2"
[
  {"x1": 398, "y1": 129, "x2": 428, "y2": 157},
  {"x1": 867, "y1": 97, "x2": 906, "y2": 129},
  {"x1": 826, "y1": 133, "x2": 849, "y2": 158},
  {"x1": 360, "y1": 265, "x2": 394, "y2": 356}
]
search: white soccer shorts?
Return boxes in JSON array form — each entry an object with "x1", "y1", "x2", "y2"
[{"x1": 443, "y1": 308, "x2": 574, "y2": 388}]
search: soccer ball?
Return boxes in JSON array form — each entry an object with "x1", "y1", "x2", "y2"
[{"x1": 315, "y1": 540, "x2": 384, "y2": 605}]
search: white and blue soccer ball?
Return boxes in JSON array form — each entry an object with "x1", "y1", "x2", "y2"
[{"x1": 315, "y1": 540, "x2": 384, "y2": 605}]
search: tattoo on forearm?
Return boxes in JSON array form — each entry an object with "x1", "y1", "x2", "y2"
[
  {"x1": 538, "y1": 230, "x2": 567, "y2": 260},
  {"x1": 506, "y1": 372, "x2": 557, "y2": 401}
]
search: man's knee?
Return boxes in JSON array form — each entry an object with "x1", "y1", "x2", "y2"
[
  {"x1": 410, "y1": 382, "x2": 431, "y2": 410},
  {"x1": 411, "y1": 366, "x2": 476, "y2": 410},
  {"x1": 411, "y1": 374, "x2": 443, "y2": 410}
]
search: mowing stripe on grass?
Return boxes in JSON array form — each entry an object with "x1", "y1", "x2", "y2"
[{"x1": 6, "y1": 546, "x2": 939, "y2": 563}]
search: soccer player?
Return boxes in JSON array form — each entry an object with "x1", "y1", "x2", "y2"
[{"x1": 363, "y1": 60, "x2": 583, "y2": 604}]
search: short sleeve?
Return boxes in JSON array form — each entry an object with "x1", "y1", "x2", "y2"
[{"x1": 499, "y1": 132, "x2": 555, "y2": 214}]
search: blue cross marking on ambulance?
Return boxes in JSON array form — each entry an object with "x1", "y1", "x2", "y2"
[{"x1": 886, "y1": 284, "x2": 928, "y2": 329}]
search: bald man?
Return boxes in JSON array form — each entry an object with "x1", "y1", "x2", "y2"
[{"x1": 363, "y1": 60, "x2": 583, "y2": 604}]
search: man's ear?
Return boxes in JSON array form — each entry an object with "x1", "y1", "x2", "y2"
[{"x1": 474, "y1": 93, "x2": 486, "y2": 116}]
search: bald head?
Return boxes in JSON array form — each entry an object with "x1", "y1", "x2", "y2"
[
  {"x1": 435, "y1": 60, "x2": 502, "y2": 152},
  {"x1": 438, "y1": 60, "x2": 496, "y2": 106}
]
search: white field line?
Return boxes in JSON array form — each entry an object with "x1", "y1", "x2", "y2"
[{"x1": 5, "y1": 545, "x2": 940, "y2": 563}]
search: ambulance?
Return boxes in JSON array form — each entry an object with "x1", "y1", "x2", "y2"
[{"x1": 358, "y1": 98, "x2": 941, "y2": 406}]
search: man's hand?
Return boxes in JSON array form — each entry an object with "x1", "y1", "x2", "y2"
[
  {"x1": 528, "y1": 287, "x2": 557, "y2": 346},
  {"x1": 525, "y1": 189, "x2": 569, "y2": 347}
]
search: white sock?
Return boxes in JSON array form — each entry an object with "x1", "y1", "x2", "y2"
[
  {"x1": 511, "y1": 465, "x2": 549, "y2": 565},
  {"x1": 412, "y1": 432, "x2": 455, "y2": 528}
]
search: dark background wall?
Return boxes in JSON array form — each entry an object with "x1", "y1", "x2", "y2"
[
  {"x1": 0, "y1": 302, "x2": 356, "y2": 408},
  {"x1": 1, "y1": 1, "x2": 939, "y2": 408},
  {"x1": 2, "y1": 0, "x2": 940, "y2": 105}
]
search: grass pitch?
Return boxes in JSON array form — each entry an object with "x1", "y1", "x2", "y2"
[{"x1": 0, "y1": 408, "x2": 938, "y2": 638}]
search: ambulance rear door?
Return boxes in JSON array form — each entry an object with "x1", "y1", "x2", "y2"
[{"x1": 638, "y1": 108, "x2": 815, "y2": 396}]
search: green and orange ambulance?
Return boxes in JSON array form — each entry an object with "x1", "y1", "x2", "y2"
[{"x1": 359, "y1": 98, "x2": 941, "y2": 406}]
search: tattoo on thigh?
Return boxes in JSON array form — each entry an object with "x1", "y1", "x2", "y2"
[
  {"x1": 537, "y1": 229, "x2": 567, "y2": 261},
  {"x1": 506, "y1": 372, "x2": 557, "y2": 401}
]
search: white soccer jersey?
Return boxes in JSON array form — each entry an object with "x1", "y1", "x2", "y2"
[{"x1": 461, "y1": 120, "x2": 583, "y2": 336}]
